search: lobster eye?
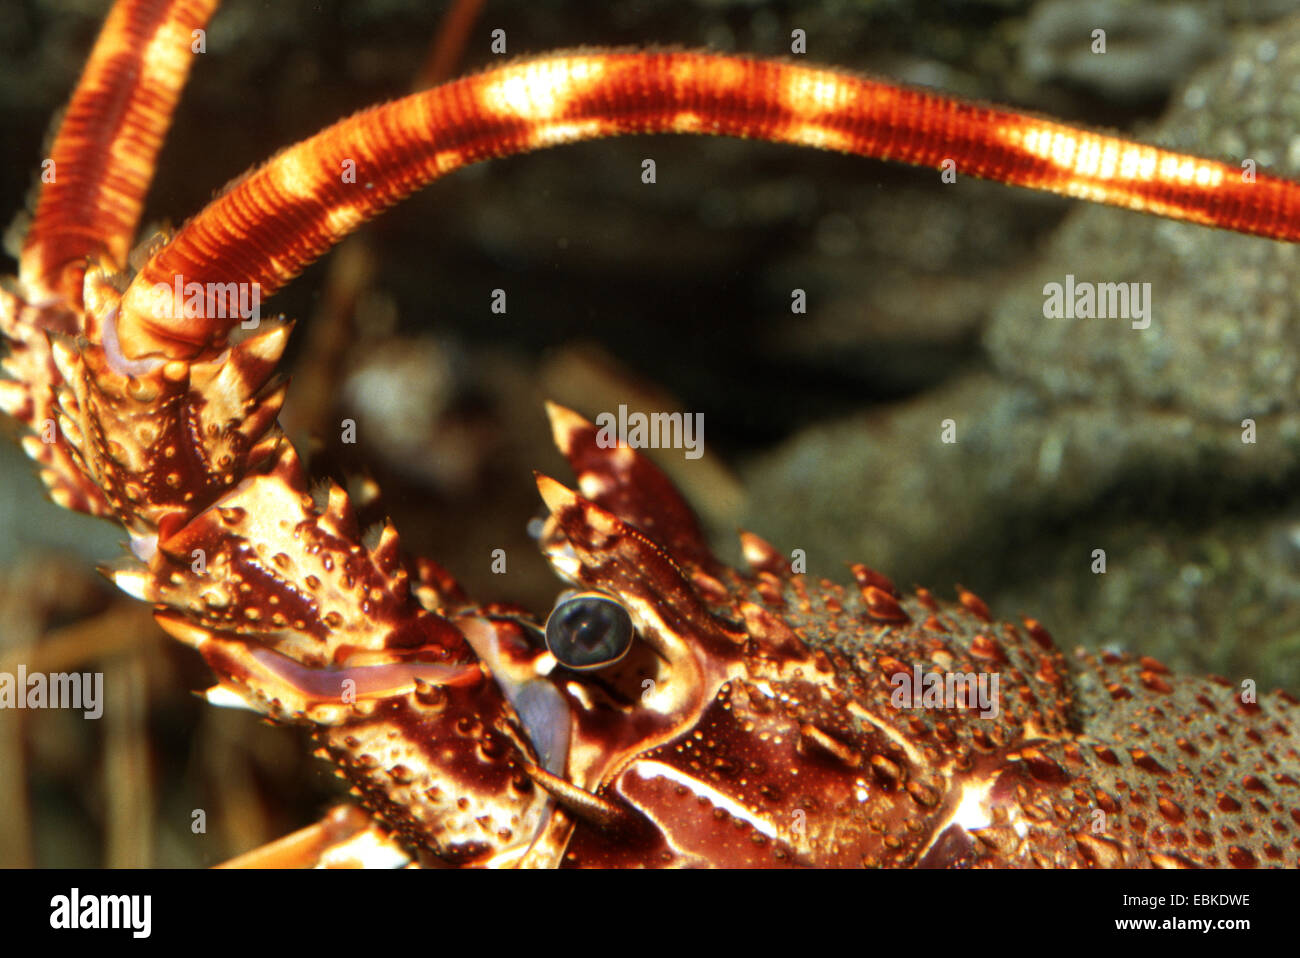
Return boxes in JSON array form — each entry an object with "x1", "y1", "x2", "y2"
[{"x1": 545, "y1": 593, "x2": 634, "y2": 670}]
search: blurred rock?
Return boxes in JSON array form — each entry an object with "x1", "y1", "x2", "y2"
[
  {"x1": 744, "y1": 14, "x2": 1300, "y2": 689},
  {"x1": 1021, "y1": 0, "x2": 1222, "y2": 102}
]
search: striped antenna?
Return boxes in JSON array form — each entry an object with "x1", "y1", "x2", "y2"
[
  {"x1": 118, "y1": 50, "x2": 1300, "y2": 358},
  {"x1": 19, "y1": 0, "x2": 219, "y2": 308}
]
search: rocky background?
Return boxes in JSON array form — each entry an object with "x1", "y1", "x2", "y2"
[{"x1": 2, "y1": 0, "x2": 1298, "y2": 865}]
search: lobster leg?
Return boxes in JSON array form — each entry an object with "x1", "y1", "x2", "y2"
[{"x1": 214, "y1": 804, "x2": 411, "y2": 869}]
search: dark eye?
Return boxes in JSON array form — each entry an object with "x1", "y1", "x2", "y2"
[{"x1": 544, "y1": 593, "x2": 634, "y2": 670}]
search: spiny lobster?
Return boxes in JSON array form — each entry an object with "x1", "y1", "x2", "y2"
[{"x1": 2, "y1": 0, "x2": 1298, "y2": 868}]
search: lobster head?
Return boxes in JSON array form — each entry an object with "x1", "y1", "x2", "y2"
[
  {"x1": 12, "y1": 242, "x2": 1076, "y2": 865},
  {"x1": 147, "y1": 383, "x2": 1068, "y2": 869},
  {"x1": 0, "y1": 2, "x2": 1119, "y2": 867},
  {"x1": 163, "y1": 397, "x2": 811, "y2": 867}
]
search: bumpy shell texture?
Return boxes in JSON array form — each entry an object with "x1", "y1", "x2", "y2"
[
  {"x1": 3, "y1": 0, "x2": 1299, "y2": 868},
  {"x1": 523, "y1": 404, "x2": 1300, "y2": 867}
]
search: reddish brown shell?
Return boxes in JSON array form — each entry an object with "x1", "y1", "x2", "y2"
[
  {"x1": 3, "y1": 0, "x2": 1299, "y2": 868},
  {"x1": 536, "y1": 405, "x2": 1300, "y2": 867}
]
